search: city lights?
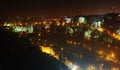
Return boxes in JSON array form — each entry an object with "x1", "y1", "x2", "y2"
[
  {"x1": 0, "y1": 0, "x2": 120, "y2": 70},
  {"x1": 86, "y1": 64, "x2": 96, "y2": 70},
  {"x1": 40, "y1": 46, "x2": 59, "y2": 60},
  {"x1": 78, "y1": 17, "x2": 86, "y2": 24},
  {"x1": 0, "y1": 12, "x2": 120, "y2": 70}
]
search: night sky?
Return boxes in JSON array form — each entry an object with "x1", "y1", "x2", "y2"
[{"x1": 0, "y1": 0, "x2": 120, "y2": 16}]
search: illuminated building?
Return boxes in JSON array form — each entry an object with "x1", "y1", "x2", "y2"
[
  {"x1": 78, "y1": 16, "x2": 86, "y2": 25},
  {"x1": 12, "y1": 25, "x2": 33, "y2": 33}
]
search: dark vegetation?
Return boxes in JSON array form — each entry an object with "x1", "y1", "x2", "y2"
[{"x1": 0, "y1": 28, "x2": 70, "y2": 70}]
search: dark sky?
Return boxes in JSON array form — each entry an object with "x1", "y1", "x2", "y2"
[{"x1": 0, "y1": 0, "x2": 120, "y2": 16}]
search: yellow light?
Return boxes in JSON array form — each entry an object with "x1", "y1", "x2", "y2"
[
  {"x1": 105, "y1": 52, "x2": 115, "y2": 61},
  {"x1": 86, "y1": 64, "x2": 96, "y2": 70},
  {"x1": 34, "y1": 22, "x2": 38, "y2": 25},
  {"x1": 62, "y1": 22, "x2": 65, "y2": 26},
  {"x1": 106, "y1": 30, "x2": 120, "y2": 40},
  {"x1": 111, "y1": 52, "x2": 115, "y2": 57},
  {"x1": 19, "y1": 23, "x2": 22, "y2": 26},
  {"x1": 38, "y1": 33, "x2": 41, "y2": 36},
  {"x1": 40, "y1": 46, "x2": 59, "y2": 60},
  {"x1": 61, "y1": 47, "x2": 64, "y2": 51},
  {"x1": 98, "y1": 50, "x2": 103, "y2": 55},
  {"x1": 3, "y1": 22, "x2": 7, "y2": 26},
  {"x1": 111, "y1": 33, "x2": 120, "y2": 40},
  {"x1": 97, "y1": 27, "x2": 104, "y2": 32},
  {"x1": 73, "y1": 42, "x2": 77, "y2": 45},
  {"x1": 66, "y1": 40, "x2": 73, "y2": 44},
  {"x1": 106, "y1": 56, "x2": 111, "y2": 60},
  {"x1": 43, "y1": 21, "x2": 46, "y2": 24}
]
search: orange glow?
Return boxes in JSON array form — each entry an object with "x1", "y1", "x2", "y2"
[
  {"x1": 111, "y1": 33, "x2": 120, "y2": 40},
  {"x1": 105, "y1": 52, "x2": 115, "y2": 61},
  {"x1": 106, "y1": 30, "x2": 120, "y2": 40},
  {"x1": 98, "y1": 50, "x2": 103, "y2": 55},
  {"x1": 43, "y1": 21, "x2": 47, "y2": 24},
  {"x1": 111, "y1": 67, "x2": 119, "y2": 70}
]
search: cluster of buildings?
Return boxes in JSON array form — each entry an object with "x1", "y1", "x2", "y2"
[
  {"x1": 0, "y1": 12, "x2": 120, "y2": 34},
  {"x1": 0, "y1": 12, "x2": 120, "y2": 69}
]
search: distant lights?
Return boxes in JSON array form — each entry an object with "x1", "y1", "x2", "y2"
[
  {"x1": 118, "y1": 15, "x2": 120, "y2": 17},
  {"x1": 86, "y1": 64, "x2": 96, "y2": 70},
  {"x1": 40, "y1": 46, "x2": 59, "y2": 60},
  {"x1": 65, "y1": 17, "x2": 71, "y2": 23},
  {"x1": 78, "y1": 17, "x2": 85, "y2": 23}
]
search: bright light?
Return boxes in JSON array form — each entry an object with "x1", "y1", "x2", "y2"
[
  {"x1": 63, "y1": 58, "x2": 80, "y2": 70},
  {"x1": 97, "y1": 27, "x2": 104, "y2": 32},
  {"x1": 105, "y1": 52, "x2": 115, "y2": 61},
  {"x1": 84, "y1": 30, "x2": 92, "y2": 40},
  {"x1": 38, "y1": 33, "x2": 41, "y2": 36},
  {"x1": 12, "y1": 25, "x2": 33, "y2": 33},
  {"x1": 90, "y1": 21, "x2": 102, "y2": 30},
  {"x1": 118, "y1": 15, "x2": 120, "y2": 17},
  {"x1": 40, "y1": 46, "x2": 59, "y2": 60},
  {"x1": 111, "y1": 33, "x2": 120, "y2": 40},
  {"x1": 111, "y1": 52, "x2": 115, "y2": 57},
  {"x1": 116, "y1": 29, "x2": 120, "y2": 35},
  {"x1": 65, "y1": 18, "x2": 71, "y2": 23},
  {"x1": 3, "y1": 22, "x2": 13, "y2": 27},
  {"x1": 45, "y1": 25, "x2": 50, "y2": 29},
  {"x1": 98, "y1": 50, "x2": 103, "y2": 55},
  {"x1": 107, "y1": 30, "x2": 120, "y2": 40},
  {"x1": 71, "y1": 65, "x2": 78, "y2": 70},
  {"x1": 78, "y1": 17, "x2": 85, "y2": 23}
]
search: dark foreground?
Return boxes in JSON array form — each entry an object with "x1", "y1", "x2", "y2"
[{"x1": 0, "y1": 29, "x2": 70, "y2": 70}]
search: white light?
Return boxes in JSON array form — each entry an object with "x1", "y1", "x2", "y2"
[
  {"x1": 118, "y1": 32, "x2": 120, "y2": 35},
  {"x1": 45, "y1": 25, "x2": 50, "y2": 29},
  {"x1": 116, "y1": 29, "x2": 120, "y2": 35},
  {"x1": 78, "y1": 17, "x2": 85, "y2": 23},
  {"x1": 71, "y1": 65, "x2": 79, "y2": 70},
  {"x1": 65, "y1": 18, "x2": 71, "y2": 23},
  {"x1": 72, "y1": 65, "x2": 77, "y2": 70},
  {"x1": 12, "y1": 25, "x2": 33, "y2": 33},
  {"x1": 118, "y1": 15, "x2": 120, "y2": 17}
]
